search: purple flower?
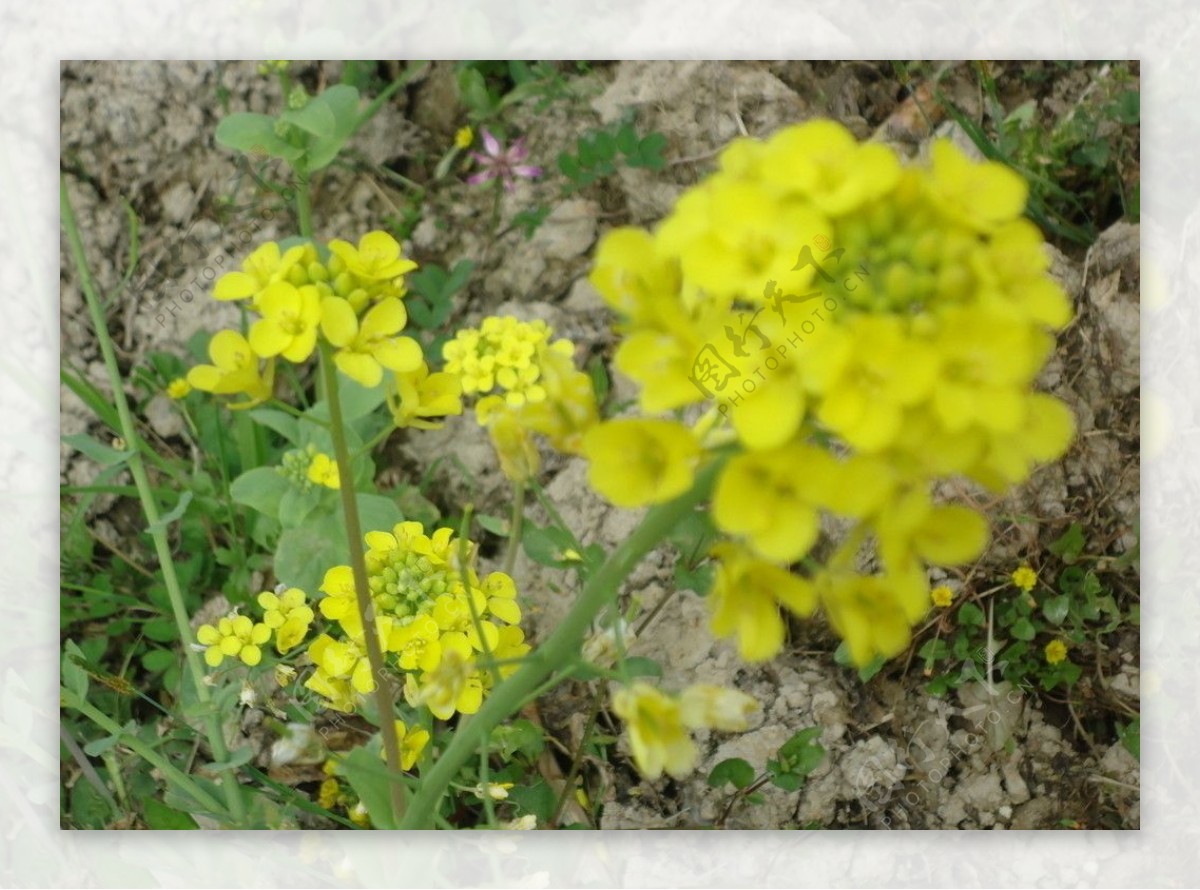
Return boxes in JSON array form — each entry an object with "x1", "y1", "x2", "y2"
[{"x1": 467, "y1": 127, "x2": 543, "y2": 192}]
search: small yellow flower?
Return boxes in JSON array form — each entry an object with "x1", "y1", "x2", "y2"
[
  {"x1": 327, "y1": 231, "x2": 418, "y2": 282},
  {"x1": 388, "y1": 362, "x2": 464, "y2": 430},
  {"x1": 257, "y1": 588, "x2": 315, "y2": 653},
  {"x1": 274, "y1": 664, "x2": 297, "y2": 687},
  {"x1": 186, "y1": 329, "x2": 274, "y2": 409},
  {"x1": 408, "y1": 631, "x2": 483, "y2": 720},
  {"x1": 931, "y1": 585, "x2": 955, "y2": 608},
  {"x1": 379, "y1": 719, "x2": 431, "y2": 771},
  {"x1": 196, "y1": 614, "x2": 271, "y2": 667},
  {"x1": 709, "y1": 543, "x2": 816, "y2": 661},
  {"x1": 248, "y1": 281, "x2": 322, "y2": 362},
  {"x1": 454, "y1": 126, "x2": 474, "y2": 150},
  {"x1": 306, "y1": 452, "x2": 341, "y2": 490},
  {"x1": 166, "y1": 378, "x2": 192, "y2": 399},
  {"x1": 320, "y1": 296, "x2": 423, "y2": 388},
  {"x1": 1044, "y1": 639, "x2": 1068, "y2": 665},
  {"x1": 213, "y1": 241, "x2": 307, "y2": 305},
  {"x1": 1011, "y1": 564, "x2": 1038, "y2": 592}
]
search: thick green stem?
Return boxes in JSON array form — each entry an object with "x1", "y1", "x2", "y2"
[
  {"x1": 399, "y1": 459, "x2": 723, "y2": 828},
  {"x1": 293, "y1": 167, "x2": 313, "y2": 239},
  {"x1": 318, "y1": 344, "x2": 407, "y2": 822},
  {"x1": 502, "y1": 482, "x2": 525, "y2": 576},
  {"x1": 61, "y1": 176, "x2": 247, "y2": 825}
]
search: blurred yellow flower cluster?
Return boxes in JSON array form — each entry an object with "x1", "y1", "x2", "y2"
[
  {"x1": 304, "y1": 521, "x2": 530, "y2": 717},
  {"x1": 443, "y1": 316, "x2": 598, "y2": 482},
  {"x1": 611, "y1": 682, "x2": 758, "y2": 780},
  {"x1": 277, "y1": 443, "x2": 342, "y2": 491},
  {"x1": 585, "y1": 119, "x2": 1076, "y2": 666},
  {"x1": 187, "y1": 232, "x2": 461, "y2": 430}
]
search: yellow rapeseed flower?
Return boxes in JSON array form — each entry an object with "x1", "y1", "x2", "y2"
[
  {"x1": 582, "y1": 418, "x2": 700, "y2": 508},
  {"x1": 319, "y1": 296, "x2": 423, "y2": 388},
  {"x1": 327, "y1": 231, "x2": 418, "y2": 282},
  {"x1": 257, "y1": 588, "x2": 315, "y2": 654},
  {"x1": 248, "y1": 281, "x2": 322, "y2": 362},
  {"x1": 708, "y1": 543, "x2": 816, "y2": 661},
  {"x1": 213, "y1": 241, "x2": 307, "y2": 306},
  {"x1": 186, "y1": 329, "x2": 274, "y2": 409},
  {"x1": 196, "y1": 614, "x2": 271, "y2": 667}
]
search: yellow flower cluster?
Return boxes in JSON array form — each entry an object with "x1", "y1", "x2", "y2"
[
  {"x1": 278, "y1": 444, "x2": 341, "y2": 491},
  {"x1": 196, "y1": 588, "x2": 317, "y2": 668},
  {"x1": 303, "y1": 521, "x2": 530, "y2": 716},
  {"x1": 442, "y1": 316, "x2": 598, "y2": 482},
  {"x1": 611, "y1": 682, "x2": 758, "y2": 780},
  {"x1": 585, "y1": 119, "x2": 1076, "y2": 666},
  {"x1": 188, "y1": 232, "x2": 462, "y2": 428}
]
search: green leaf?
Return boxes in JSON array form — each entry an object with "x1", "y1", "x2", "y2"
[
  {"x1": 62, "y1": 433, "x2": 132, "y2": 468},
  {"x1": 278, "y1": 484, "x2": 324, "y2": 529},
  {"x1": 142, "y1": 617, "x2": 178, "y2": 643},
  {"x1": 622, "y1": 656, "x2": 662, "y2": 679},
  {"x1": 456, "y1": 67, "x2": 494, "y2": 116},
  {"x1": 615, "y1": 124, "x2": 639, "y2": 156},
  {"x1": 635, "y1": 132, "x2": 668, "y2": 169},
  {"x1": 140, "y1": 648, "x2": 176, "y2": 673},
  {"x1": 592, "y1": 131, "x2": 617, "y2": 162},
  {"x1": 82, "y1": 734, "x2": 120, "y2": 757},
  {"x1": 489, "y1": 719, "x2": 545, "y2": 762},
  {"x1": 70, "y1": 778, "x2": 114, "y2": 828},
  {"x1": 708, "y1": 757, "x2": 755, "y2": 790},
  {"x1": 1117, "y1": 718, "x2": 1140, "y2": 760},
  {"x1": 856, "y1": 655, "x2": 887, "y2": 683},
  {"x1": 476, "y1": 513, "x2": 509, "y2": 537},
  {"x1": 958, "y1": 602, "x2": 985, "y2": 627},
  {"x1": 1048, "y1": 522, "x2": 1087, "y2": 562},
  {"x1": 576, "y1": 135, "x2": 597, "y2": 168},
  {"x1": 246, "y1": 408, "x2": 300, "y2": 444},
  {"x1": 557, "y1": 151, "x2": 581, "y2": 181},
  {"x1": 508, "y1": 780, "x2": 558, "y2": 823},
  {"x1": 142, "y1": 797, "x2": 199, "y2": 829},
  {"x1": 275, "y1": 513, "x2": 344, "y2": 594},
  {"x1": 280, "y1": 99, "x2": 336, "y2": 140},
  {"x1": 522, "y1": 524, "x2": 575, "y2": 567},
  {"x1": 62, "y1": 641, "x2": 89, "y2": 699},
  {"x1": 1043, "y1": 594, "x2": 1070, "y2": 626},
  {"x1": 1112, "y1": 90, "x2": 1139, "y2": 125},
  {"x1": 356, "y1": 493, "x2": 404, "y2": 534},
  {"x1": 146, "y1": 491, "x2": 193, "y2": 534},
  {"x1": 1010, "y1": 618, "x2": 1037, "y2": 641},
  {"x1": 215, "y1": 113, "x2": 304, "y2": 162},
  {"x1": 674, "y1": 560, "x2": 714, "y2": 595},
  {"x1": 336, "y1": 744, "x2": 398, "y2": 829},
  {"x1": 230, "y1": 467, "x2": 291, "y2": 518}
]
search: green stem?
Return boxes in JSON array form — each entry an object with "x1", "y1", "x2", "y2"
[
  {"x1": 317, "y1": 344, "x2": 407, "y2": 823},
  {"x1": 502, "y1": 482, "x2": 526, "y2": 576},
  {"x1": 398, "y1": 458, "x2": 724, "y2": 828},
  {"x1": 294, "y1": 167, "x2": 313, "y2": 240},
  {"x1": 61, "y1": 176, "x2": 246, "y2": 825},
  {"x1": 62, "y1": 688, "x2": 227, "y2": 819}
]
